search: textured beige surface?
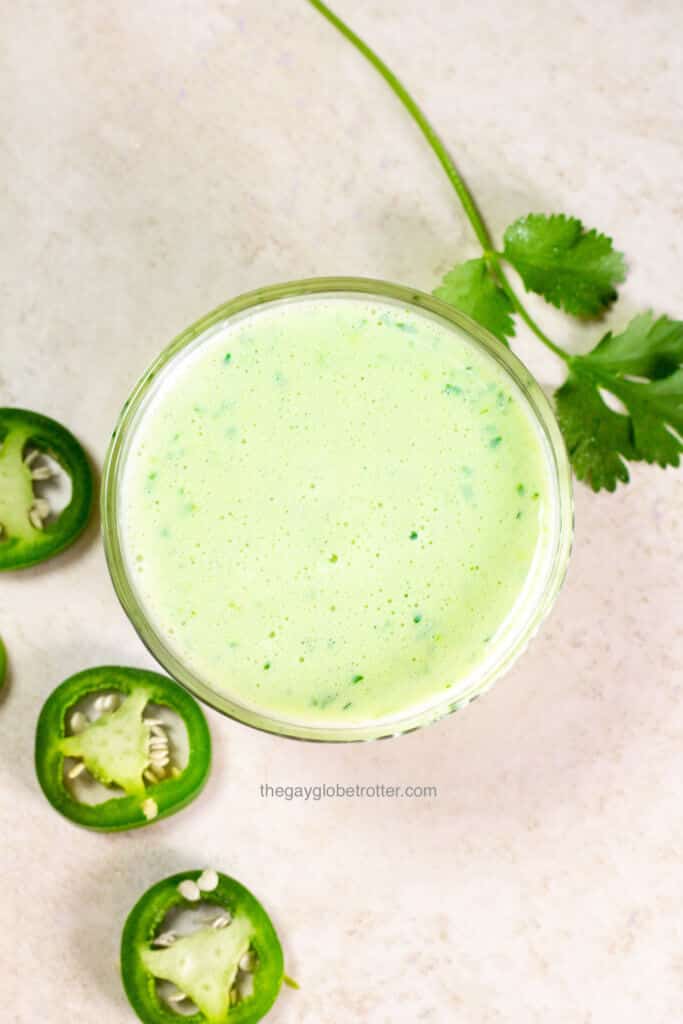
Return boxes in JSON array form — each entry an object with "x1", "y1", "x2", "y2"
[{"x1": 1, "y1": 1, "x2": 682, "y2": 1021}]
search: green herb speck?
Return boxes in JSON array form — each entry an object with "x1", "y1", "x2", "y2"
[{"x1": 313, "y1": 692, "x2": 337, "y2": 709}]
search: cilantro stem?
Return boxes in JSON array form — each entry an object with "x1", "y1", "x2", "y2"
[
  {"x1": 306, "y1": 0, "x2": 572, "y2": 363},
  {"x1": 486, "y1": 253, "x2": 571, "y2": 362},
  {"x1": 306, "y1": 0, "x2": 493, "y2": 251}
]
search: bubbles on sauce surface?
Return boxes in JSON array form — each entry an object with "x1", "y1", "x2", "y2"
[{"x1": 121, "y1": 296, "x2": 553, "y2": 724}]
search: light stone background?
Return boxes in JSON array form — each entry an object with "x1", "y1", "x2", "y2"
[{"x1": 1, "y1": 1, "x2": 682, "y2": 1021}]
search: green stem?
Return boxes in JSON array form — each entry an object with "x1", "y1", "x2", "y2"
[
  {"x1": 306, "y1": 0, "x2": 571, "y2": 362},
  {"x1": 487, "y1": 253, "x2": 570, "y2": 362},
  {"x1": 306, "y1": 0, "x2": 492, "y2": 252}
]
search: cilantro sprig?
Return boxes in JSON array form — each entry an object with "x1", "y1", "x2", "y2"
[
  {"x1": 307, "y1": 0, "x2": 682, "y2": 491},
  {"x1": 502, "y1": 214, "x2": 626, "y2": 319}
]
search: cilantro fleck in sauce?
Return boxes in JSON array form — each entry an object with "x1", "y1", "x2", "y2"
[{"x1": 118, "y1": 293, "x2": 558, "y2": 729}]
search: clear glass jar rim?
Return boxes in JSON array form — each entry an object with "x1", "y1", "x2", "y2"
[{"x1": 102, "y1": 276, "x2": 574, "y2": 742}]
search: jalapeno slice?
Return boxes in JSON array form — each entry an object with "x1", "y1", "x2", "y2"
[
  {"x1": 0, "y1": 407, "x2": 93, "y2": 569},
  {"x1": 121, "y1": 870, "x2": 284, "y2": 1024},
  {"x1": 0, "y1": 637, "x2": 6, "y2": 689},
  {"x1": 35, "y1": 666, "x2": 211, "y2": 830}
]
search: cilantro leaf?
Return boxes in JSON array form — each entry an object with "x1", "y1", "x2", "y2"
[
  {"x1": 555, "y1": 371, "x2": 633, "y2": 491},
  {"x1": 433, "y1": 258, "x2": 515, "y2": 344},
  {"x1": 503, "y1": 214, "x2": 626, "y2": 317},
  {"x1": 611, "y1": 370, "x2": 683, "y2": 466},
  {"x1": 582, "y1": 312, "x2": 683, "y2": 379},
  {"x1": 555, "y1": 312, "x2": 683, "y2": 490}
]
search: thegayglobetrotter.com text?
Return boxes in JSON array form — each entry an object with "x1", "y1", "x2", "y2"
[{"x1": 259, "y1": 782, "x2": 438, "y2": 801}]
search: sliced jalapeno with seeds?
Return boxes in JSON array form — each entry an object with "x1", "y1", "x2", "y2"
[
  {"x1": 121, "y1": 870, "x2": 284, "y2": 1024},
  {"x1": 35, "y1": 666, "x2": 211, "y2": 830},
  {"x1": 0, "y1": 407, "x2": 93, "y2": 569}
]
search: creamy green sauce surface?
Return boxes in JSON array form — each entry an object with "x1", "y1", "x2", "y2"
[{"x1": 120, "y1": 295, "x2": 555, "y2": 727}]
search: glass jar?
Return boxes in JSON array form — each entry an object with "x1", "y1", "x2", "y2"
[{"x1": 102, "y1": 277, "x2": 573, "y2": 741}]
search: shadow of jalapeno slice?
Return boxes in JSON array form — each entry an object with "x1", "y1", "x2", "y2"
[
  {"x1": 34, "y1": 666, "x2": 211, "y2": 830},
  {"x1": 121, "y1": 871, "x2": 285, "y2": 1024},
  {"x1": 0, "y1": 407, "x2": 93, "y2": 569}
]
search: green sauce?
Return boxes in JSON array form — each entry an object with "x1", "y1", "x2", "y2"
[{"x1": 120, "y1": 295, "x2": 556, "y2": 727}]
